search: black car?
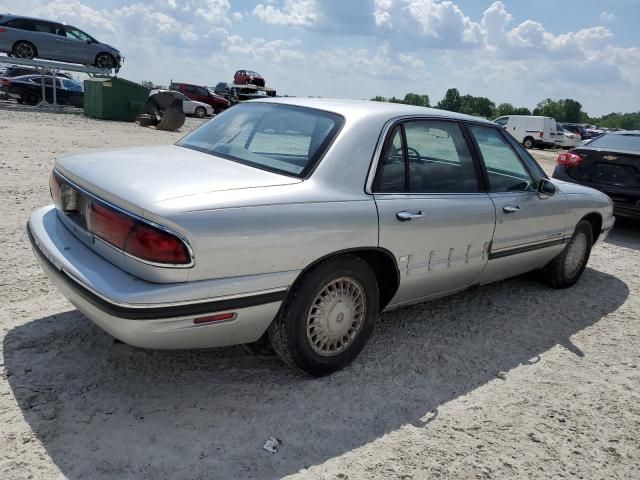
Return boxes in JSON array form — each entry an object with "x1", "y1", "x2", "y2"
[
  {"x1": 552, "y1": 131, "x2": 640, "y2": 218},
  {"x1": 211, "y1": 82, "x2": 239, "y2": 104},
  {"x1": 2, "y1": 74, "x2": 83, "y2": 107},
  {"x1": 0, "y1": 65, "x2": 72, "y2": 79}
]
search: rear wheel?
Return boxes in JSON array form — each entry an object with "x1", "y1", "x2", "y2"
[
  {"x1": 195, "y1": 106, "x2": 206, "y2": 118},
  {"x1": 23, "y1": 92, "x2": 40, "y2": 106},
  {"x1": 523, "y1": 137, "x2": 534, "y2": 149},
  {"x1": 543, "y1": 220, "x2": 593, "y2": 288},
  {"x1": 269, "y1": 255, "x2": 379, "y2": 376},
  {"x1": 13, "y1": 41, "x2": 36, "y2": 59}
]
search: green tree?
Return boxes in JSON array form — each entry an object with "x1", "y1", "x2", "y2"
[
  {"x1": 371, "y1": 96, "x2": 387, "y2": 102},
  {"x1": 402, "y1": 92, "x2": 430, "y2": 107},
  {"x1": 459, "y1": 95, "x2": 496, "y2": 118},
  {"x1": 436, "y1": 88, "x2": 461, "y2": 112},
  {"x1": 533, "y1": 98, "x2": 583, "y2": 122}
]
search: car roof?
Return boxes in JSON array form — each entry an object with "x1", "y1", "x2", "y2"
[
  {"x1": 1, "y1": 13, "x2": 59, "y2": 23},
  {"x1": 248, "y1": 97, "x2": 496, "y2": 125}
]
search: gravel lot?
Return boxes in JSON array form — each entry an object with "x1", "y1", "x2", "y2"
[{"x1": 1, "y1": 104, "x2": 639, "y2": 480}]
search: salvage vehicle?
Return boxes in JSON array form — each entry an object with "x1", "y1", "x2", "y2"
[
  {"x1": 169, "y1": 82, "x2": 230, "y2": 114},
  {"x1": 233, "y1": 69, "x2": 265, "y2": 87},
  {"x1": 555, "y1": 125, "x2": 581, "y2": 149},
  {"x1": 553, "y1": 131, "x2": 640, "y2": 219},
  {"x1": 494, "y1": 115, "x2": 557, "y2": 149},
  {"x1": 28, "y1": 98, "x2": 614, "y2": 376},
  {"x1": 0, "y1": 14, "x2": 122, "y2": 71},
  {"x1": 3, "y1": 74, "x2": 83, "y2": 106},
  {"x1": 151, "y1": 89, "x2": 213, "y2": 118}
]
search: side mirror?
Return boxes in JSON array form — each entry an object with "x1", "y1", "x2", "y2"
[{"x1": 538, "y1": 178, "x2": 556, "y2": 197}]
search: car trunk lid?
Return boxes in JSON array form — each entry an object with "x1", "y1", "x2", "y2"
[
  {"x1": 567, "y1": 148, "x2": 640, "y2": 189},
  {"x1": 55, "y1": 144, "x2": 302, "y2": 215}
]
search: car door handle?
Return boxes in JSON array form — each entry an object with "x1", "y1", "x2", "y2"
[
  {"x1": 503, "y1": 205, "x2": 521, "y2": 214},
  {"x1": 396, "y1": 211, "x2": 424, "y2": 221}
]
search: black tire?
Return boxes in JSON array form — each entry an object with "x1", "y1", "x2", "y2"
[
  {"x1": 23, "y1": 92, "x2": 40, "y2": 106},
  {"x1": 213, "y1": 105, "x2": 223, "y2": 115},
  {"x1": 195, "y1": 106, "x2": 207, "y2": 118},
  {"x1": 13, "y1": 41, "x2": 36, "y2": 59},
  {"x1": 543, "y1": 220, "x2": 593, "y2": 288},
  {"x1": 268, "y1": 255, "x2": 379, "y2": 376},
  {"x1": 95, "y1": 53, "x2": 115, "y2": 70},
  {"x1": 523, "y1": 137, "x2": 534, "y2": 149}
]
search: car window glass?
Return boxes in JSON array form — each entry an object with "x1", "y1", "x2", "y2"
[
  {"x1": 65, "y1": 27, "x2": 91, "y2": 41},
  {"x1": 8, "y1": 19, "x2": 35, "y2": 31},
  {"x1": 196, "y1": 87, "x2": 208, "y2": 96},
  {"x1": 376, "y1": 127, "x2": 405, "y2": 193},
  {"x1": 185, "y1": 85, "x2": 195, "y2": 94},
  {"x1": 494, "y1": 117, "x2": 508, "y2": 126},
  {"x1": 404, "y1": 120, "x2": 479, "y2": 193},
  {"x1": 470, "y1": 125, "x2": 536, "y2": 192},
  {"x1": 178, "y1": 103, "x2": 343, "y2": 177},
  {"x1": 33, "y1": 21, "x2": 54, "y2": 33}
]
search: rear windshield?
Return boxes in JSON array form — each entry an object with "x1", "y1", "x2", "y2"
[
  {"x1": 587, "y1": 133, "x2": 640, "y2": 152},
  {"x1": 177, "y1": 103, "x2": 344, "y2": 177}
]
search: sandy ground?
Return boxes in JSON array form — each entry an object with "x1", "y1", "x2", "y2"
[{"x1": 1, "y1": 103, "x2": 639, "y2": 480}]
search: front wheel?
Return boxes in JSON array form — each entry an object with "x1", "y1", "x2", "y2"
[
  {"x1": 95, "y1": 53, "x2": 115, "y2": 70},
  {"x1": 543, "y1": 220, "x2": 593, "y2": 288},
  {"x1": 268, "y1": 255, "x2": 379, "y2": 376}
]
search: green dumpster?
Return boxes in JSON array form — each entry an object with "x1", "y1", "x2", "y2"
[{"x1": 83, "y1": 77, "x2": 149, "y2": 122}]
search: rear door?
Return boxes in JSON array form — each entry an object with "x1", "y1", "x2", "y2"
[
  {"x1": 373, "y1": 119, "x2": 496, "y2": 307},
  {"x1": 468, "y1": 125, "x2": 569, "y2": 284}
]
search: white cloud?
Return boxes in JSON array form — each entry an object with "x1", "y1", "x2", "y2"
[
  {"x1": 373, "y1": 0, "x2": 394, "y2": 28},
  {"x1": 600, "y1": 10, "x2": 617, "y2": 24},
  {"x1": 404, "y1": 0, "x2": 483, "y2": 45},
  {"x1": 252, "y1": 0, "x2": 318, "y2": 27}
]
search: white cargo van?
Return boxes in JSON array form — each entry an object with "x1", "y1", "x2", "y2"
[{"x1": 494, "y1": 115, "x2": 557, "y2": 149}]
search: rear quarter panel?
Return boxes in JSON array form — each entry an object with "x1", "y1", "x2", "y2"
[{"x1": 173, "y1": 199, "x2": 380, "y2": 282}]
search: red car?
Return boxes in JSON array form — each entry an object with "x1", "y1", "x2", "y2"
[
  {"x1": 233, "y1": 70, "x2": 265, "y2": 87},
  {"x1": 169, "y1": 82, "x2": 230, "y2": 114}
]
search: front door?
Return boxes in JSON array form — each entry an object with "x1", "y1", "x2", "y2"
[
  {"x1": 373, "y1": 119, "x2": 496, "y2": 307},
  {"x1": 467, "y1": 124, "x2": 569, "y2": 284}
]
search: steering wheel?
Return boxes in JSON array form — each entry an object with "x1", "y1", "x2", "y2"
[{"x1": 407, "y1": 147, "x2": 422, "y2": 163}]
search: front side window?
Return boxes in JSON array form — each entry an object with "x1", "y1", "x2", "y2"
[
  {"x1": 64, "y1": 27, "x2": 92, "y2": 41},
  {"x1": 470, "y1": 125, "x2": 536, "y2": 192},
  {"x1": 375, "y1": 120, "x2": 480, "y2": 193},
  {"x1": 177, "y1": 103, "x2": 344, "y2": 177}
]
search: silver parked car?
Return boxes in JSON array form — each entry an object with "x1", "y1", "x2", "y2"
[
  {"x1": 0, "y1": 14, "x2": 122, "y2": 71},
  {"x1": 28, "y1": 98, "x2": 614, "y2": 376}
]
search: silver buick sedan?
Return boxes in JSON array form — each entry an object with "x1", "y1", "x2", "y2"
[{"x1": 28, "y1": 98, "x2": 614, "y2": 376}]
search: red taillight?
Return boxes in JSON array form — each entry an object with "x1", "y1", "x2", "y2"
[
  {"x1": 125, "y1": 222, "x2": 189, "y2": 264},
  {"x1": 89, "y1": 202, "x2": 135, "y2": 250},
  {"x1": 0, "y1": 27, "x2": 7, "y2": 33},
  {"x1": 51, "y1": 174, "x2": 191, "y2": 265},
  {"x1": 557, "y1": 152, "x2": 583, "y2": 166},
  {"x1": 539, "y1": 131, "x2": 544, "y2": 138}
]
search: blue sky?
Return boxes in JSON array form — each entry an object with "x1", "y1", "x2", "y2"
[{"x1": 2, "y1": 0, "x2": 639, "y2": 115}]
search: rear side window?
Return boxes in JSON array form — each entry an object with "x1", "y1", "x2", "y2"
[
  {"x1": 375, "y1": 120, "x2": 480, "y2": 193},
  {"x1": 177, "y1": 103, "x2": 344, "y2": 177},
  {"x1": 470, "y1": 125, "x2": 536, "y2": 192},
  {"x1": 7, "y1": 19, "x2": 36, "y2": 30}
]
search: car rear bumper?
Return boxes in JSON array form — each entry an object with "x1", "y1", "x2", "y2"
[
  {"x1": 553, "y1": 166, "x2": 640, "y2": 219},
  {"x1": 28, "y1": 206, "x2": 287, "y2": 349}
]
